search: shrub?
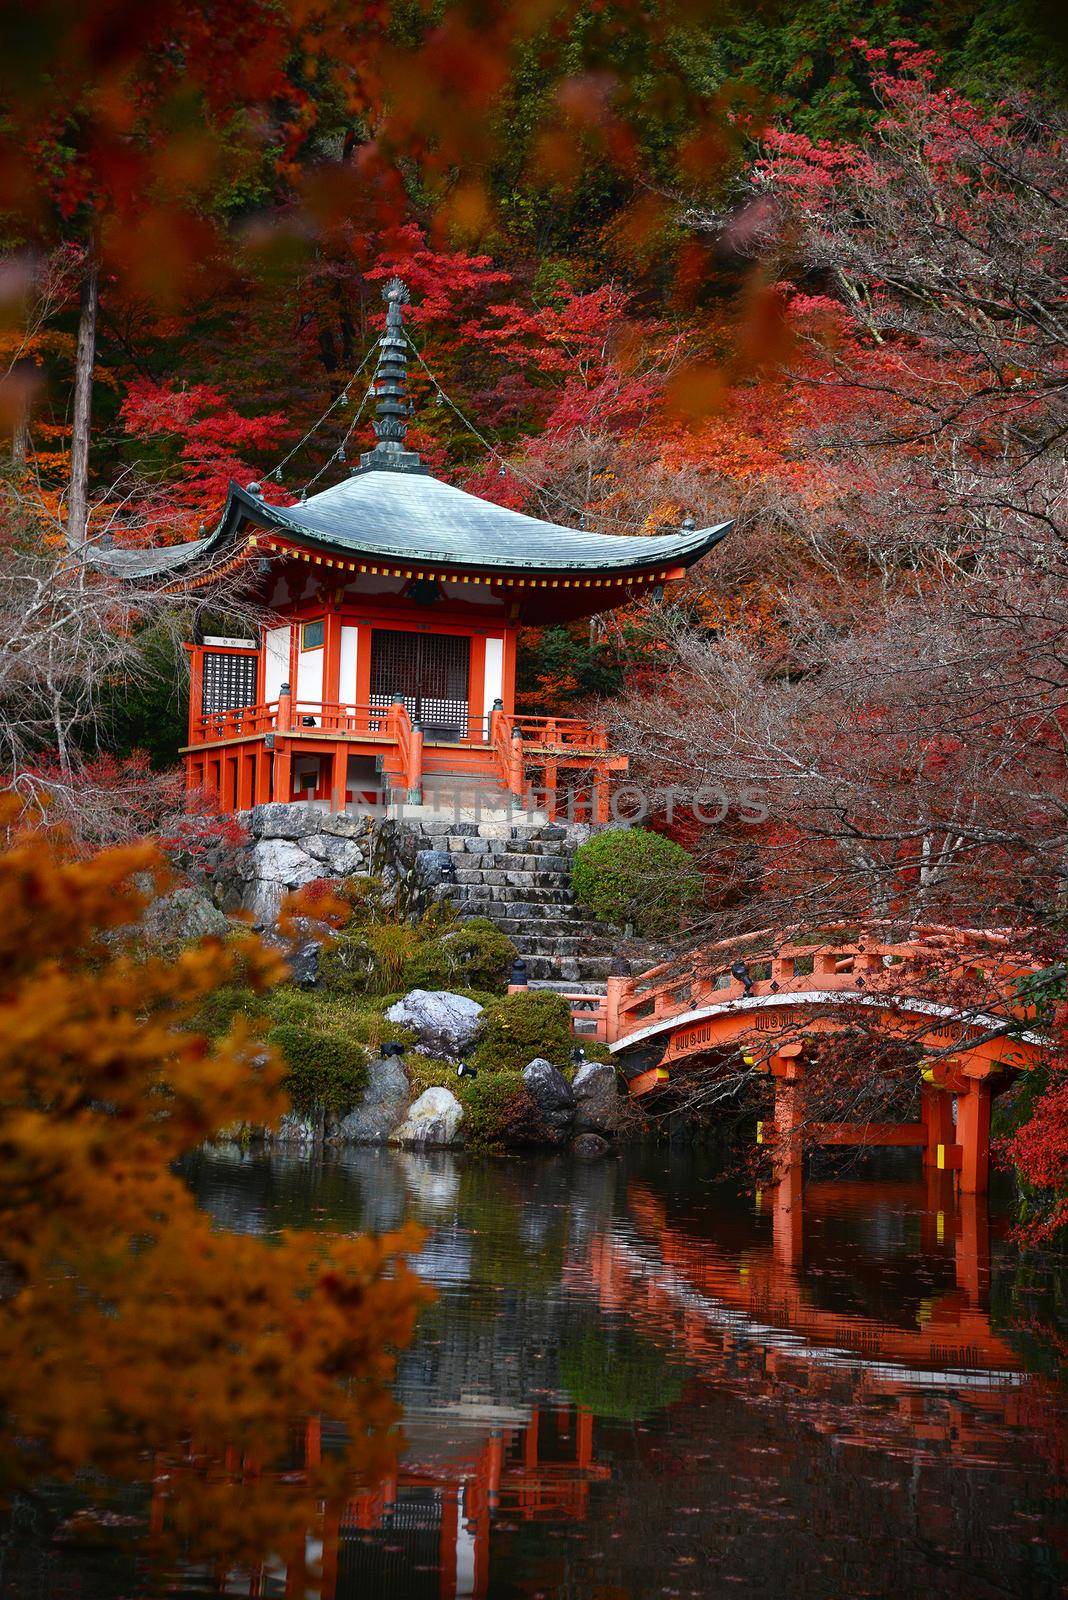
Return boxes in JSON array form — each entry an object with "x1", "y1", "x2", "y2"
[
  {"x1": 571, "y1": 827, "x2": 704, "y2": 937},
  {"x1": 469, "y1": 989, "x2": 574, "y2": 1075},
  {"x1": 268, "y1": 1022, "x2": 369, "y2": 1114},
  {"x1": 405, "y1": 917, "x2": 517, "y2": 994}
]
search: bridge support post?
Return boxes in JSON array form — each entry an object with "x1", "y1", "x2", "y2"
[
  {"x1": 771, "y1": 1056, "x2": 805, "y2": 1184},
  {"x1": 921, "y1": 1085, "x2": 955, "y2": 1168},
  {"x1": 955, "y1": 1192, "x2": 991, "y2": 1308},
  {"x1": 957, "y1": 1080, "x2": 992, "y2": 1195},
  {"x1": 772, "y1": 1159, "x2": 804, "y2": 1269}
]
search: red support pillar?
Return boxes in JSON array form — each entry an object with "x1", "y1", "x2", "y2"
[
  {"x1": 921, "y1": 1084, "x2": 955, "y2": 1168},
  {"x1": 771, "y1": 1061, "x2": 805, "y2": 1183},
  {"x1": 254, "y1": 745, "x2": 272, "y2": 804},
  {"x1": 955, "y1": 1192, "x2": 991, "y2": 1307},
  {"x1": 407, "y1": 721, "x2": 424, "y2": 805},
  {"x1": 592, "y1": 767, "x2": 609, "y2": 824},
  {"x1": 957, "y1": 1080, "x2": 992, "y2": 1195},
  {"x1": 274, "y1": 682, "x2": 293, "y2": 804},
  {"x1": 330, "y1": 742, "x2": 346, "y2": 812},
  {"x1": 508, "y1": 728, "x2": 524, "y2": 802},
  {"x1": 323, "y1": 606, "x2": 342, "y2": 707},
  {"x1": 772, "y1": 1158, "x2": 804, "y2": 1270}
]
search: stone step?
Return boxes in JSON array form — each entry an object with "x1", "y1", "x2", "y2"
[
  {"x1": 452, "y1": 868, "x2": 568, "y2": 889},
  {"x1": 522, "y1": 954, "x2": 617, "y2": 982},
  {"x1": 510, "y1": 937, "x2": 620, "y2": 957},
  {"x1": 528, "y1": 979, "x2": 608, "y2": 996},
  {"x1": 448, "y1": 838, "x2": 574, "y2": 859},
  {"x1": 490, "y1": 912, "x2": 615, "y2": 934},
  {"x1": 452, "y1": 887, "x2": 574, "y2": 907}
]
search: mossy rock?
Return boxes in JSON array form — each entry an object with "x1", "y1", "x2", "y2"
[
  {"x1": 469, "y1": 989, "x2": 574, "y2": 1075},
  {"x1": 571, "y1": 827, "x2": 704, "y2": 937}
]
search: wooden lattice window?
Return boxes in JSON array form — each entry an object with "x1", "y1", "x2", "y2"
[
  {"x1": 369, "y1": 629, "x2": 470, "y2": 737},
  {"x1": 202, "y1": 651, "x2": 258, "y2": 715}
]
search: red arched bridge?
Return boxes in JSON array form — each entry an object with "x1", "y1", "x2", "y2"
[{"x1": 559, "y1": 925, "x2": 1046, "y2": 1196}]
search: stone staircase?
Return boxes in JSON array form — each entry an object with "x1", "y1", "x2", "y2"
[{"x1": 400, "y1": 818, "x2": 633, "y2": 986}]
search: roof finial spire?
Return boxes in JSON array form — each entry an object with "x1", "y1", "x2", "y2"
[{"x1": 358, "y1": 276, "x2": 425, "y2": 475}]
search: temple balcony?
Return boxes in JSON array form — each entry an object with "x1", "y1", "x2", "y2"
[{"x1": 182, "y1": 691, "x2": 626, "y2": 822}]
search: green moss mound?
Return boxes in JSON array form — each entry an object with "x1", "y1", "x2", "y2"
[
  {"x1": 405, "y1": 917, "x2": 517, "y2": 992},
  {"x1": 571, "y1": 827, "x2": 703, "y2": 937},
  {"x1": 318, "y1": 880, "x2": 516, "y2": 998},
  {"x1": 469, "y1": 989, "x2": 574, "y2": 1075},
  {"x1": 267, "y1": 1021, "x2": 369, "y2": 1115}
]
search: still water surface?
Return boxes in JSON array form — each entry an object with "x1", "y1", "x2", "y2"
[{"x1": 5, "y1": 1145, "x2": 1066, "y2": 1598}]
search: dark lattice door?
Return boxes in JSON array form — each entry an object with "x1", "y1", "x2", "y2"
[
  {"x1": 201, "y1": 651, "x2": 257, "y2": 714},
  {"x1": 369, "y1": 630, "x2": 470, "y2": 739}
]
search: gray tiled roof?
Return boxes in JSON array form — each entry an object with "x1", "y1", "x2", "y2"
[{"x1": 88, "y1": 468, "x2": 730, "y2": 580}]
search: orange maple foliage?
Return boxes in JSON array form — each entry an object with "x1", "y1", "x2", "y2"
[{"x1": 0, "y1": 799, "x2": 431, "y2": 1568}]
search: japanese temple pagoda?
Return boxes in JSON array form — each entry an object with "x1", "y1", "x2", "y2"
[{"x1": 107, "y1": 279, "x2": 729, "y2": 820}]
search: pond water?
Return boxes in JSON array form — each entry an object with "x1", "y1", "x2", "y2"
[{"x1": 3, "y1": 1144, "x2": 1065, "y2": 1598}]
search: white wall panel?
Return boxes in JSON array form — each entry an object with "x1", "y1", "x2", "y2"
[
  {"x1": 264, "y1": 625, "x2": 290, "y2": 700},
  {"x1": 339, "y1": 625, "x2": 360, "y2": 703},
  {"x1": 483, "y1": 636, "x2": 504, "y2": 721}
]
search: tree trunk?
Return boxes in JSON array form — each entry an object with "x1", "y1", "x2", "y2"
[{"x1": 67, "y1": 258, "x2": 98, "y2": 551}]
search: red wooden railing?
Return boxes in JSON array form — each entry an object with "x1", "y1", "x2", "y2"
[{"x1": 489, "y1": 709, "x2": 623, "y2": 820}]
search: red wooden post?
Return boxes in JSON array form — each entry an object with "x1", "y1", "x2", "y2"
[
  {"x1": 236, "y1": 749, "x2": 255, "y2": 812},
  {"x1": 772, "y1": 1158, "x2": 804, "y2": 1269},
  {"x1": 508, "y1": 726, "x2": 524, "y2": 801},
  {"x1": 921, "y1": 1083, "x2": 955, "y2": 1168},
  {"x1": 323, "y1": 605, "x2": 342, "y2": 706},
  {"x1": 407, "y1": 721, "x2": 424, "y2": 804},
  {"x1": 771, "y1": 1061, "x2": 804, "y2": 1184},
  {"x1": 330, "y1": 742, "x2": 346, "y2": 812},
  {"x1": 592, "y1": 769, "x2": 609, "y2": 824},
  {"x1": 254, "y1": 745, "x2": 272, "y2": 804},
  {"x1": 273, "y1": 681, "x2": 293, "y2": 803},
  {"x1": 957, "y1": 1080, "x2": 992, "y2": 1194},
  {"x1": 955, "y1": 1192, "x2": 990, "y2": 1307},
  {"x1": 543, "y1": 756, "x2": 558, "y2": 819},
  {"x1": 604, "y1": 974, "x2": 628, "y2": 1043}
]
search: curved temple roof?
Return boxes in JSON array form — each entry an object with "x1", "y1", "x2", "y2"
[
  {"x1": 89, "y1": 275, "x2": 729, "y2": 584},
  {"x1": 90, "y1": 470, "x2": 730, "y2": 583}
]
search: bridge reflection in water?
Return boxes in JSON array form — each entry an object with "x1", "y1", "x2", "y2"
[{"x1": 170, "y1": 1149, "x2": 1062, "y2": 1600}]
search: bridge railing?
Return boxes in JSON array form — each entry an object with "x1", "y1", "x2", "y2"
[{"x1": 604, "y1": 927, "x2": 1039, "y2": 1046}]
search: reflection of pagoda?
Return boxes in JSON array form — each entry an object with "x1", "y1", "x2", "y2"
[{"x1": 278, "y1": 1406, "x2": 605, "y2": 1599}]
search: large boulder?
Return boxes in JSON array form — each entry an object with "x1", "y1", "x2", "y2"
[
  {"x1": 522, "y1": 1057, "x2": 575, "y2": 1133},
  {"x1": 385, "y1": 990, "x2": 484, "y2": 1058},
  {"x1": 139, "y1": 886, "x2": 230, "y2": 948},
  {"x1": 392, "y1": 1086, "x2": 464, "y2": 1148},
  {"x1": 414, "y1": 849, "x2": 456, "y2": 890},
  {"x1": 249, "y1": 802, "x2": 318, "y2": 840},
  {"x1": 571, "y1": 1132, "x2": 611, "y2": 1161},
  {"x1": 332, "y1": 1057, "x2": 411, "y2": 1144},
  {"x1": 572, "y1": 1060, "x2": 623, "y2": 1138},
  {"x1": 303, "y1": 831, "x2": 368, "y2": 876}
]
